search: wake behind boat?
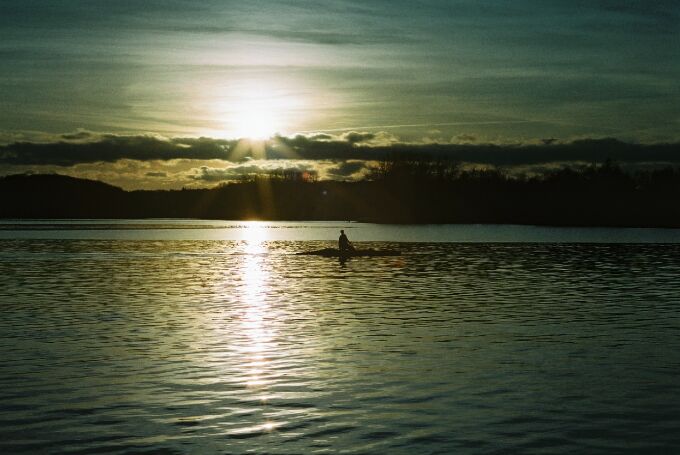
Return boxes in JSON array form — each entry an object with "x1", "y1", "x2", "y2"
[{"x1": 297, "y1": 248, "x2": 401, "y2": 258}]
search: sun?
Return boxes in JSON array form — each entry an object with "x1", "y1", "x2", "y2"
[
  {"x1": 214, "y1": 80, "x2": 303, "y2": 140},
  {"x1": 233, "y1": 105, "x2": 279, "y2": 140}
]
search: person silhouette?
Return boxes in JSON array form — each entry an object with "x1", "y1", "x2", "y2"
[{"x1": 338, "y1": 229, "x2": 353, "y2": 253}]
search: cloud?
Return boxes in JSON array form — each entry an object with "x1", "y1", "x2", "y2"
[
  {"x1": 145, "y1": 171, "x2": 167, "y2": 177},
  {"x1": 0, "y1": 135, "x2": 236, "y2": 166},
  {"x1": 2, "y1": 0, "x2": 679, "y2": 147},
  {"x1": 189, "y1": 166, "x2": 246, "y2": 182},
  {"x1": 232, "y1": 29, "x2": 415, "y2": 46},
  {"x1": 280, "y1": 136, "x2": 680, "y2": 166},
  {"x1": 324, "y1": 160, "x2": 373, "y2": 180},
  {"x1": 307, "y1": 133, "x2": 334, "y2": 141},
  {"x1": 60, "y1": 130, "x2": 97, "y2": 141},
  {"x1": 342, "y1": 131, "x2": 376, "y2": 144},
  {"x1": 452, "y1": 133, "x2": 478, "y2": 144},
  {"x1": 2, "y1": 134, "x2": 680, "y2": 171},
  {"x1": 188, "y1": 161, "x2": 318, "y2": 183}
]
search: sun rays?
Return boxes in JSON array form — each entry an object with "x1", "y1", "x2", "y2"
[{"x1": 213, "y1": 79, "x2": 306, "y2": 142}]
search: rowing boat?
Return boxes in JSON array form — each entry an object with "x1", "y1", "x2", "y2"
[{"x1": 297, "y1": 248, "x2": 401, "y2": 258}]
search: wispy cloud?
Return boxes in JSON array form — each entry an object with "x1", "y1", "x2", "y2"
[
  {"x1": 1, "y1": 0, "x2": 679, "y2": 142},
  {"x1": 300, "y1": 120, "x2": 539, "y2": 134}
]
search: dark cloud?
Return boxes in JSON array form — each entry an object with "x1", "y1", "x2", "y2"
[
  {"x1": 307, "y1": 133, "x2": 333, "y2": 141},
  {"x1": 342, "y1": 131, "x2": 376, "y2": 144},
  {"x1": 60, "y1": 130, "x2": 94, "y2": 141},
  {"x1": 2, "y1": 134, "x2": 680, "y2": 169},
  {"x1": 596, "y1": 0, "x2": 679, "y2": 21},
  {"x1": 145, "y1": 171, "x2": 167, "y2": 177},
  {"x1": 325, "y1": 160, "x2": 371, "y2": 180},
  {"x1": 279, "y1": 136, "x2": 680, "y2": 166},
  {"x1": 0, "y1": 135, "x2": 235, "y2": 165}
]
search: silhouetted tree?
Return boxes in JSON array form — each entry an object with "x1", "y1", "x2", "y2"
[{"x1": 3, "y1": 161, "x2": 680, "y2": 226}]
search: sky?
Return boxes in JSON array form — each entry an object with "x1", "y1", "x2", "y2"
[{"x1": 1, "y1": 0, "x2": 679, "y2": 189}]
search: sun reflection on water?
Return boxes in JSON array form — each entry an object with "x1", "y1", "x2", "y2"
[
  {"x1": 201, "y1": 221, "x2": 285, "y2": 435},
  {"x1": 239, "y1": 222, "x2": 274, "y2": 391}
]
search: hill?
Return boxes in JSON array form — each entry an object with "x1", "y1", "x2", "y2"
[{"x1": 2, "y1": 165, "x2": 680, "y2": 227}]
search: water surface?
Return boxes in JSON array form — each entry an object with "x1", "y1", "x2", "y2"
[
  {"x1": 4, "y1": 219, "x2": 680, "y2": 242},
  {"x1": 1, "y1": 221, "x2": 679, "y2": 453}
]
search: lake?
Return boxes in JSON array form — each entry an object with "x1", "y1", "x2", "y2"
[{"x1": 1, "y1": 220, "x2": 679, "y2": 454}]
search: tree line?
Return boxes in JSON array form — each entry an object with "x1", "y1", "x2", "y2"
[{"x1": 2, "y1": 160, "x2": 680, "y2": 227}]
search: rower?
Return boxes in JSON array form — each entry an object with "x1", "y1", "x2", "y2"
[{"x1": 339, "y1": 230, "x2": 353, "y2": 253}]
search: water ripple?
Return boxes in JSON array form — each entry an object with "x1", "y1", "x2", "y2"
[{"x1": 1, "y1": 239, "x2": 680, "y2": 453}]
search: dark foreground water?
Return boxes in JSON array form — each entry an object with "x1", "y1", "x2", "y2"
[{"x1": 1, "y1": 221, "x2": 679, "y2": 454}]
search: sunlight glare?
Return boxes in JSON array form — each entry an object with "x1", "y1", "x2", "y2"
[
  {"x1": 239, "y1": 221, "x2": 271, "y2": 389},
  {"x1": 216, "y1": 80, "x2": 305, "y2": 140},
  {"x1": 233, "y1": 106, "x2": 278, "y2": 140},
  {"x1": 242, "y1": 221, "x2": 268, "y2": 254}
]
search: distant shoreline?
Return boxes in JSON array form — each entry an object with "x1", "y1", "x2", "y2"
[
  {"x1": 4, "y1": 219, "x2": 680, "y2": 230},
  {"x1": 3, "y1": 168, "x2": 680, "y2": 228}
]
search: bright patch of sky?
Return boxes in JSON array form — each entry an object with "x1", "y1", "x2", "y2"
[{"x1": 1, "y1": 0, "x2": 679, "y2": 142}]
